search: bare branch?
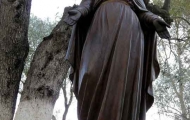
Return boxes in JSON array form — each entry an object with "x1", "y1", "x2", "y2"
[
  {"x1": 156, "y1": 102, "x2": 181, "y2": 114},
  {"x1": 172, "y1": 17, "x2": 190, "y2": 25},
  {"x1": 52, "y1": 115, "x2": 57, "y2": 120},
  {"x1": 62, "y1": 83, "x2": 74, "y2": 120},
  {"x1": 68, "y1": 88, "x2": 73, "y2": 107},
  {"x1": 169, "y1": 38, "x2": 186, "y2": 42}
]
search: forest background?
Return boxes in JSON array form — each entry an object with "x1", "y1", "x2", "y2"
[{"x1": 0, "y1": 0, "x2": 189, "y2": 120}]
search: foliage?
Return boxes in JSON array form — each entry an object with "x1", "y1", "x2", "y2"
[
  {"x1": 153, "y1": 0, "x2": 190, "y2": 120},
  {"x1": 19, "y1": 14, "x2": 56, "y2": 93},
  {"x1": 23, "y1": 14, "x2": 57, "y2": 75}
]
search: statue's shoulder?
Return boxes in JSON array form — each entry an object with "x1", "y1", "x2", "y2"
[{"x1": 132, "y1": 0, "x2": 148, "y2": 12}]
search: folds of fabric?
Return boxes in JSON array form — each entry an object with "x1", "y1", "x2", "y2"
[
  {"x1": 77, "y1": 2, "x2": 144, "y2": 120},
  {"x1": 65, "y1": 0, "x2": 160, "y2": 120}
]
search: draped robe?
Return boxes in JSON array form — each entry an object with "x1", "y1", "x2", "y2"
[{"x1": 66, "y1": 0, "x2": 160, "y2": 119}]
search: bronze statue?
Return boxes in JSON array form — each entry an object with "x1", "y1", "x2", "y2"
[{"x1": 64, "y1": 0, "x2": 170, "y2": 120}]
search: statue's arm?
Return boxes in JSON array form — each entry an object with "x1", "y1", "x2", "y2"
[
  {"x1": 64, "y1": 0, "x2": 93, "y2": 25},
  {"x1": 134, "y1": 0, "x2": 170, "y2": 39},
  {"x1": 133, "y1": 0, "x2": 148, "y2": 12},
  {"x1": 133, "y1": 0, "x2": 161, "y2": 27},
  {"x1": 76, "y1": 0, "x2": 94, "y2": 16}
]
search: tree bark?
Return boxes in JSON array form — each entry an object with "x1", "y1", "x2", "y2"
[
  {"x1": 14, "y1": 7, "x2": 72, "y2": 120},
  {"x1": 0, "y1": 0, "x2": 31, "y2": 120}
]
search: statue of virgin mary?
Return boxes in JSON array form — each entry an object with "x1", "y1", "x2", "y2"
[{"x1": 64, "y1": 0, "x2": 170, "y2": 120}]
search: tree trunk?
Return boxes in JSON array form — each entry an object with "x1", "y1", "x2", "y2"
[
  {"x1": 14, "y1": 7, "x2": 72, "y2": 120},
  {"x1": 0, "y1": 0, "x2": 31, "y2": 120},
  {"x1": 162, "y1": 0, "x2": 171, "y2": 11}
]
